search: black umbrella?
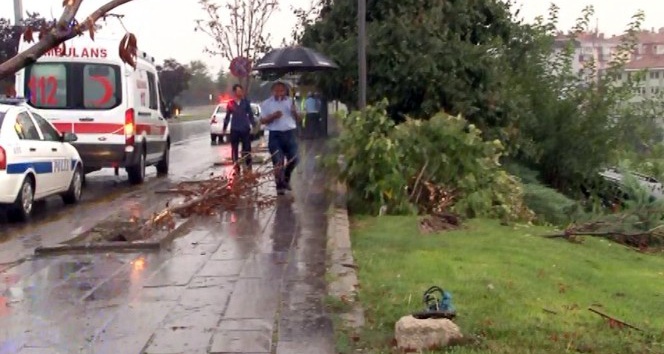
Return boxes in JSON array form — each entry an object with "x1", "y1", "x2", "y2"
[{"x1": 254, "y1": 46, "x2": 339, "y2": 73}]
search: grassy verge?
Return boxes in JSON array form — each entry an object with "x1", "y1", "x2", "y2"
[{"x1": 341, "y1": 216, "x2": 664, "y2": 353}]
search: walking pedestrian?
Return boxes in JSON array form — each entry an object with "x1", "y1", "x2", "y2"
[
  {"x1": 304, "y1": 92, "x2": 321, "y2": 139},
  {"x1": 259, "y1": 81, "x2": 300, "y2": 195},
  {"x1": 223, "y1": 84, "x2": 256, "y2": 171}
]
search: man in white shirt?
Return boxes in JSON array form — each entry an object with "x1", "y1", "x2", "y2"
[{"x1": 259, "y1": 81, "x2": 301, "y2": 195}]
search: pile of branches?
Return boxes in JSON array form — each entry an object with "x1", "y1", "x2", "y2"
[
  {"x1": 139, "y1": 162, "x2": 277, "y2": 235},
  {"x1": 409, "y1": 173, "x2": 462, "y2": 234}
]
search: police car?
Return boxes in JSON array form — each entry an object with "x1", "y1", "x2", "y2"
[{"x1": 0, "y1": 97, "x2": 83, "y2": 221}]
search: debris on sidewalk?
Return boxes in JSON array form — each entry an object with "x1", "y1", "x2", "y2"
[{"x1": 146, "y1": 160, "x2": 278, "y2": 234}]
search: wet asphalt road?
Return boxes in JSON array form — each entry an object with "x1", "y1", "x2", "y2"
[
  {"x1": 0, "y1": 130, "x2": 335, "y2": 354},
  {"x1": 0, "y1": 120, "x2": 214, "y2": 266}
]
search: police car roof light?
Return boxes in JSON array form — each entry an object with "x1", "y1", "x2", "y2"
[{"x1": 0, "y1": 96, "x2": 27, "y2": 105}]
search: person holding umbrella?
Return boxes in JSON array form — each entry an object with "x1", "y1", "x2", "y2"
[{"x1": 259, "y1": 80, "x2": 301, "y2": 195}]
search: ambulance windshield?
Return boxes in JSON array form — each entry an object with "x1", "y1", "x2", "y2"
[{"x1": 24, "y1": 62, "x2": 122, "y2": 110}]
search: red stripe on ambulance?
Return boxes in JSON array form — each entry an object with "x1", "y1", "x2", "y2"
[{"x1": 53, "y1": 122, "x2": 166, "y2": 136}]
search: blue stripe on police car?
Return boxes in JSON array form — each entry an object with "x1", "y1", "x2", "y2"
[{"x1": 6, "y1": 159, "x2": 79, "y2": 175}]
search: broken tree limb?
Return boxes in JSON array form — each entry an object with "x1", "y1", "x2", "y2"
[
  {"x1": 141, "y1": 164, "x2": 279, "y2": 235},
  {"x1": 543, "y1": 224, "x2": 664, "y2": 239},
  {"x1": 0, "y1": 0, "x2": 135, "y2": 80},
  {"x1": 588, "y1": 307, "x2": 642, "y2": 331}
]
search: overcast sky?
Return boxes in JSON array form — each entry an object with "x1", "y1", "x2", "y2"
[{"x1": 1, "y1": 0, "x2": 663, "y2": 76}]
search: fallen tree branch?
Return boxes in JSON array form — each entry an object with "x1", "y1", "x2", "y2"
[
  {"x1": 588, "y1": 307, "x2": 642, "y2": 331},
  {"x1": 410, "y1": 160, "x2": 429, "y2": 202},
  {"x1": 543, "y1": 224, "x2": 664, "y2": 239},
  {"x1": 140, "y1": 155, "x2": 281, "y2": 235},
  {"x1": 0, "y1": 0, "x2": 134, "y2": 80}
]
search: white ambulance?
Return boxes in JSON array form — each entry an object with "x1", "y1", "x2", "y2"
[{"x1": 15, "y1": 35, "x2": 171, "y2": 185}]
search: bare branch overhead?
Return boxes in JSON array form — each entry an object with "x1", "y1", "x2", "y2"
[{"x1": 0, "y1": 0, "x2": 136, "y2": 80}]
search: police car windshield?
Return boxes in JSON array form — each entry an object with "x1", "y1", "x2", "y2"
[
  {"x1": 24, "y1": 62, "x2": 122, "y2": 110},
  {"x1": 0, "y1": 111, "x2": 5, "y2": 130}
]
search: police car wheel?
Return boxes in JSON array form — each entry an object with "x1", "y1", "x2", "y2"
[
  {"x1": 127, "y1": 150, "x2": 146, "y2": 185},
  {"x1": 62, "y1": 167, "x2": 83, "y2": 205},
  {"x1": 8, "y1": 178, "x2": 34, "y2": 222}
]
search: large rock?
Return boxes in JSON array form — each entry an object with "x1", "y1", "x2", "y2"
[{"x1": 395, "y1": 315, "x2": 463, "y2": 352}]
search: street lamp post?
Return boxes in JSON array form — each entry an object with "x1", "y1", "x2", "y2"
[
  {"x1": 357, "y1": 0, "x2": 367, "y2": 110},
  {"x1": 13, "y1": 0, "x2": 23, "y2": 25}
]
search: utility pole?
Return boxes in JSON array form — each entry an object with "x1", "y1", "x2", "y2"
[
  {"x1": 13, "y1": 0, "x2": 24, "y2": 25},
  {"x1": 357, "y1": 0, "x2": 367, "y2": 109}
]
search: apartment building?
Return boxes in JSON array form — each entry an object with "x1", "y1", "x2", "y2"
[{"x1": 555, "y1": 28, "x2": 664, "y2": 100}]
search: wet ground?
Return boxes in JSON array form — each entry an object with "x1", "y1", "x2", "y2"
[
  {"x1": 0, "y1": 121, "x2": 218, "y2": 266},
  {"x1": 0, "y1": 126, "x2": 335, "y2": 353}
]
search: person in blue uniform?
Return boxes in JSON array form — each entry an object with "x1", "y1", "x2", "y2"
[{"x1": 223, "y1": 84, "x2": 256, "y2": 170}]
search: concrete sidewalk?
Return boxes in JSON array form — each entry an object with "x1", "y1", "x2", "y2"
[{"x1": 0, "y1": 140, "x2": 335, "y2": 354}]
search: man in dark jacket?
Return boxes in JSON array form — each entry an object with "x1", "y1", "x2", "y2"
[{"x1": 223, "y1": 84, "x2": 256, "y2": 170}]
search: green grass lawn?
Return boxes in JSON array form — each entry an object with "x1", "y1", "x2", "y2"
[{"x1": 341, "y1": 216, "x2": 664, "y2": 353}]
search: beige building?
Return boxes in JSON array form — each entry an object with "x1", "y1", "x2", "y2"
[{"x1": 555, "y1": 28, "x2": 664, "y2": 100}]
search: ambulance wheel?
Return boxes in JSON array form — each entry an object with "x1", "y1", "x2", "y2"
[
  {"x1": 127, "y1": 149, "x2": 146, "y2": 185},
  {"x1": 8, "y1": 176, "x2": 35, "y2": 222},
  {"x1": 62, "y1": 166, "x2": 83, "y2": 205},
  {"x1": 156, "y1": 144, "x2": 170, "y2": 176}
]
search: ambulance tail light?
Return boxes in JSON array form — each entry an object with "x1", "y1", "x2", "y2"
[
  {"x1": 0, "y1": 146, "x2": 6, "y2": 170},
  {"x1": 124, "y1": 108, "x2": 135, "y2": 146}
]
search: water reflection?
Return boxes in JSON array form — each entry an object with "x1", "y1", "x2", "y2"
[
  {"x1": 130, "y1": 256, "x2": 147, "y2": 284},
  {"x1": 272, "y1": 199, "x2": 297, "y2": 253}
]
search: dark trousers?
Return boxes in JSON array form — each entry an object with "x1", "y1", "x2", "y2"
[
  {"x1": 268, "y1": 129, "x2": 298, "y2": 189},
  {"x1": 229, "y1": 129, "x2": 252, "y2": 167},
  {"x1": 304, "y1": 113, "x2": 320, "y2": 139}
]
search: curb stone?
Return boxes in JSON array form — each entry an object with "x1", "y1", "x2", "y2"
[
  {"x1": 326, "y1": 181, "x2": 365, "y2": 331},
  {"x1": 33, "y1": 216, "x2": 193, "y2": 255}
]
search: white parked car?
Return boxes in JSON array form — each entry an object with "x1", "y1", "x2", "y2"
[
  {"x1": 0, "y1": 98, "x2": 83, "y2": 221},
  {"x1": 210, "y1": 103, "x2": 226, "y2": 145},
  {"x1": 210, "y1": 101, "x2": 263, "y2": 145}
]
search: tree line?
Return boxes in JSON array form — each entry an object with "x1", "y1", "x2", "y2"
[{"x1": 300, "y1": 0, "x2": 664, "y2": 201}]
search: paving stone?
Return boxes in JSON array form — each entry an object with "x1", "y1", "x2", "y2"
[
  {"x1": 215, "y1": 318, "x2": 273, "y2": 332},
  {"x1": 144, "y1": 255, "x2": 209, "y2": 288},
  {"x1": 210, "y1": 240, "x2": 253, "y2": 260},
  {"x1": 178, "y1": 285, "x2": 232, "y2": 311},
  {"x1": 223, "y1": 278, "x2": 280, "y2": 319},
  {"x1": 197, "y1": 260, "x2": 245, "y2": 277},
  {"x1": 18, "y1": 347, "x2": 62, "y2": 354},
  {"x1": 238, "y1": 254, "x2": 286, "y2": 279},
  {"x1": 188, "y1": 276, "x2": 237, "y2": 289},
  {"x1": 143, "y1": 327, "x2": 212, "y2": 353},
  {"x1": 95, "y1": 302, "x2": 173, "y2": 340},
  {"x1": 210, "y1": 330, "x2": 271, "y2": 353},
  {"x1": 135, "y1": 286, "x2": 185, "y2": 302},
  {"x1": 162, "y1": 304, "x2": 222, "y2": 329}
]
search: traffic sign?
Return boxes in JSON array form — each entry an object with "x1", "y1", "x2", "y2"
[{"x1": 229, "y1": 56, "x2": 252, "y2": 78}]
